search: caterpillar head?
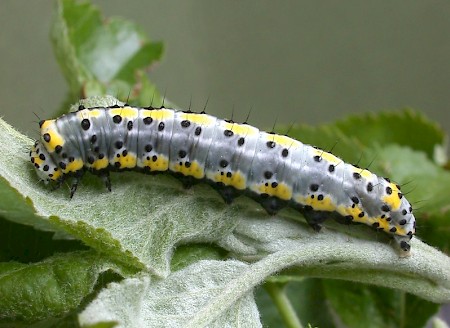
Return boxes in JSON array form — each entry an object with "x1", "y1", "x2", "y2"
[{"x1": 30, "y1": 141, "x2": 61, "y2": 184}]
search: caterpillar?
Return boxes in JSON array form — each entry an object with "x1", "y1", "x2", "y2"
[{"x1": 30, "y1": 100, "x2": 416, "y2": 255}]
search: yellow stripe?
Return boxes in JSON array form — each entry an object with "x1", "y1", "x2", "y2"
[
  {"x1": 350, "y1": 165, "x2": 372, "y2": 179},
  {"x1": 115, "y1": 153, "x2": 137, "y2": 169},
  {"x1": 141, "y1": 154, "x2": 169, "y2": 171},
  {"x1": 41, "y1": 120, "x2": 65, "y2": 152},
  {"x1": 257, "y1": 182, "x2": 292, "y2": 200},
  {"x1": 171, "y1": 160, "x2": 205, "y2": 179},
  {"x1": 222, "y1": 122, "x2": 258, "y2": 136},
  {"x1": 76, "y1": 109, "x2": 102, "y2": 119},
  {"x1": 337, "y1": 205, "x2": 364, "y2": 221},
  {"x1": 40, "y1": 120, "x2": 53, "y2": 130},
  {"x1": 33, "y1": 157, "x2": 44, "y2": 166},
  {"x1": 381, "y1": 183, "x2": 402, "y2": 210},
  {"x1": 65, "y1": 158, "x2": 84, "y2": 173},
  {"x1": 296, "y1": 195, "x2": 336, "y2": 212},
  {"x1": 91, "y1": 157, "x2": 109, "y2": 170},
  {"x1": 313, "y1": 149, "x2": 341, "y2": 165},
  {"x1": 266, "y1": 134, "x2": 301, "y2": 148},
  {"x1": 211, "y1": 171, "x2": 247, "y2": 190},
  {"x1": 150, "y1": 109, "x2": 174, "y2": 121},
  {"x1": 109, "y1": 107, "x2": 139, "y2": 119},
  {"x1": 179, "y1": 113, "x2": 215, "y2": 125},
  {"x1": 50, "y1": 170, "x2": 62, "y2": 180}
]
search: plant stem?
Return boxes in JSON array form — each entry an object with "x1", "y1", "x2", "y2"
[
  {"x1": 264, "y1": 281, "x2": 303, "y2": 328},
  {"x1": 399, "y1": 291, "x2": 405, "y2": 328}
]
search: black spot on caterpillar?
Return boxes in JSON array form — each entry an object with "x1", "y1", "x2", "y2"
[{"x1": 30, "y1": 100, "x2": 416, "y2": 255}]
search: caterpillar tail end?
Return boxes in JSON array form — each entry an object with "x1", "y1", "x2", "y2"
[{"x1": 394, "y1": 235, "x2": 412, "y2": 258}]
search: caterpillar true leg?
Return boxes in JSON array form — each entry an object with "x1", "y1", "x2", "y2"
[{"x1": 70, "y1": 170, "x2": 85, "y2": 198}]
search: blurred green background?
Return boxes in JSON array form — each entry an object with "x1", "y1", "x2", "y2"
[{"x1": 1, "y1": 0, "x2": 450, "y2": 138}]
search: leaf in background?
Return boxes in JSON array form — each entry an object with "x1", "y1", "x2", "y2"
[
  {"x1": 170, "y1": 244, "x2": 226, "y2": 272},
  {"x1": 256, "y1": 279, "x2": 332, "y2": 328},
  {"x1": 255, "y1": 285, "x2": 286, "y2": 328},
  {"x1": 281, "y1": 123, "x2": 366, "y2": 164},
  {"x1": 258, "y1": 276, "x2": 442, "y2": 328},
  {"x1": 280, "y1": 279, "x2": 332, "y2": 328},
  {"x1": 0, "y1": 121, "x2": 66, "y2": 234},
  {"x1": 333, "y1": 110, "x2": 445, "y2": 161},
  {"x1": 0, "y1": 251, "x2": 126, "y2": 322},
  {"x1": 283, "y1": 110, "x2": 446, "y2": 168},
  {"x1": 323, "y1": 280, "x2": 440, "y2": 328},
  {"x1": 51, "y1": 0, "x2": 164, "y2": 106},
  {"x1": 78, "y1": 261, "x2": 262, "y2": 328},
  {"x1": 368, "y1": 144, "x2": 450, "y2": 253},
  {"x1": 0, "y1": 218, "x2": 87, "y2": 263}
]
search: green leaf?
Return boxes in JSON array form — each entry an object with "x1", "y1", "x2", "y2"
[
  {"x1": 0, "y1": 251, "x2": 125, "y2": 322},
  {"x1": 283, "y1": 110, "x2": 446, "y2": 167},
  {"x1": 282, "y1": 123, "x2": 365, "y2": 164},
  {"x1": 255, "y1": 285, "x2": 286, "y2": 327},
  {"x1": 285, "y1": 279, "x2": 333, "y2": 328},
  {"x1": 79, "y1": 261, "x2": 262, "y2": 328},
  {"x1": 170, "y1": 244, "x2": 226, "y2": 272},
  {"x1": 219, "y1": 214, "x2": 450, "y2": 304},
  {"x1": 78, "y1": 225, "x2": 450, "y2": 328},
  {"x1": 257, "y1": 279, "x2": 333, "y2": 328},
  {"x1": 323, "y1": 280, "x2": 439, "y2": 328},
  {"x1": 259, "y1": 277, "x2": 441, "y2": 328},
  {"x1": 0, "y1": 121, "x2": 65, "y2": 234},
  {"x1": 260, "y1": 282, "x2": 303, "y2": 328},
  {"x1": 229, "y1": 215, "x2": 450, "y2": 326},
  {"x1": 51, "y1": 0, "x2": 164, "y2": 106},
  {"x1": 81, "y1": 323, "x2": 118, "y2": 328},
  {"x1": 333, "y1": 110, "x2": 445, "y2": 161},
  {"x1": 0, "y1": 177, "x2": 55, "y2": 232},
  {"x1": 432, "y1": 318, "x2": 450, "y2": 328},
  {"x1": 0, "y1": 217, "x2": 87, "y2": 263}
]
